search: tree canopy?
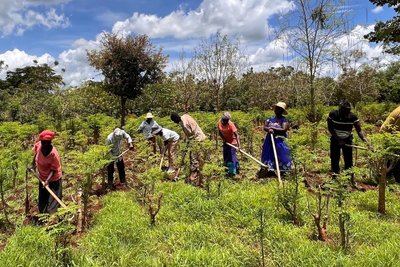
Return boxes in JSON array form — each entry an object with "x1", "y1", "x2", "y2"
[
  {"x1": 87, "y1": 33, "x2": 168, "y2": 126},
  {"x1": 365, "y1": 0, "x2": 400, "y2": 54}
]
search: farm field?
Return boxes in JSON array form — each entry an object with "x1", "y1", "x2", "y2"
[{"x1": 1, "y1": 107, "x2": 400, "y2": 266}]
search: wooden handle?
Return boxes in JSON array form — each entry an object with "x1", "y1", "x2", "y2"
[
  {"x1": 28, "y1": 168, "x2": 67, "y2": 208},
  {"x1": 117, "y1": 149, "x2": 130, "y2": 158},
  {"x1": 270, "y1": 134, "x2": 283, "y2": 186},
  {"x1": 345, "y1": 144, "x2": 368, "y2": 151},
  {"x1": 225, "y1": 143, "x2": 268, "y2": 168}
]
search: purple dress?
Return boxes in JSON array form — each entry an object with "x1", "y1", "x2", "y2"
[{"x1": 261, "y1": 116, "x2": 292, "y2": 171}]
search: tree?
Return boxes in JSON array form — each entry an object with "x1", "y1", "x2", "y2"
[
  {"x1": 0, "y1": 63, "x2": 64, "y2": 123},
  {"x1": 4, "y1": 63, "x2": 63, "y2": 94},
  {"x1": 365, "y1": 0, "x2": 400, "y2": 54},
  {"x1": 192, "y1": 32, "x2": 245, "y2": 112},
  {"x1": 279, "y1": 0, "x2": 347, "y2": 122},
  {"x1": 87, "y1": 33, "x2": 168, "y2": 126},
  {"x1": 336, "y1": 65, "x2": 380, "y2": 106}
]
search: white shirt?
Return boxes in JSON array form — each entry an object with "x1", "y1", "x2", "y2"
[
  {"x1": 161, "y1": 128, "x2": 179, "y2": 142},
  {"x1": 138, "y1": 120, "x2": 160, "y2": 139},
  {"x1": 106, "y1": 128, "x2": 132, "y2": 156}
]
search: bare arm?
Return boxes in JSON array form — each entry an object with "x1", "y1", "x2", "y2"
[
  {"x1": 354, "y1": 121, "x2": 368, "y2": 143},
  {"x1": 218, "y1": 129, "x2": 226, "y2": 143},
  {"x1": 234, "y1": 132, "x2": 240, "y2": 149}
]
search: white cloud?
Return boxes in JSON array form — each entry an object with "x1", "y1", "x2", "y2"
[
  {"x1": 112, "y1": 0, "x2": 294, "y2": 41},
  {"x1": 372, "y1": 6, "x2": 384, "y2": 14},
  {"x1": 0, "y1": 37, "x2": 100, "y2": 87},
  {"x1": 1, "y1": 2, "x2": 397, "y2": 87},
  {"x1": 0, "y1": 0, "x2": 70, "y2": 36},
  {"x1": 0, "y1": 49, "x2": 55, "y2": 73}
]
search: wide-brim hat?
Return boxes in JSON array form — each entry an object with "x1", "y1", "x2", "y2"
[
  {"x1": 272, "y1": 102, "x2": 288, "y2": 115},
  {"x1": 145, "y1": 112, "x2": 154, "y2": 119}
]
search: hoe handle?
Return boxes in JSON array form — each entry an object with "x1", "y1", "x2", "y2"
[{"x1": 27, "y1": 168, "x2": 67, "y2": 208}]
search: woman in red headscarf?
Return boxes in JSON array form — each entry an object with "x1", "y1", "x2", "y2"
[{"x1": 31, "y1": 130, "x2": 62, "y2": 214}]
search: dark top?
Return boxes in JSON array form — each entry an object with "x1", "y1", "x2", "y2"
[{"x1": 327, "y1": 110, "x2": 359, "y2": 140}]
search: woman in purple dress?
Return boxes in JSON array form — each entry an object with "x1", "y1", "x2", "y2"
[{"x1": 261, "y1": 102, "x2": 292, "y2": 174}]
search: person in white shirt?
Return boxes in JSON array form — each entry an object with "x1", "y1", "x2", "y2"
[
  {"x1": 106, "y1": 128, "x2": 133, "y2": 189},
  {"x1": 138, "y1": 112, "x2": 160, "y2": 153},
  {"x1": 152, "y1": 127, "x2": 179, "y2": 173}
]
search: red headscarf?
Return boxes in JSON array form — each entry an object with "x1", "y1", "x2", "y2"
[{"x1": 39, "y1": 130, "x2": 55, "y2": 141}]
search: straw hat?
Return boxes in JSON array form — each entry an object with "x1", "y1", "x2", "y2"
[
  {"x1": 145, "y1": 112, "x2": 154, "y2": 119},
  {"x1": 272, "y1": 102, "x2": 288, "y2": 115}
]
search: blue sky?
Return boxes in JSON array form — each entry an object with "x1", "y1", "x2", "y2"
[{"x1": 0, "y1": 0, "x2": 397, "y2": 86}]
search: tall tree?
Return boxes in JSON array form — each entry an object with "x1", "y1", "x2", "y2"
[
  {"x1": 279, "y1": 0, "x2": 347, "y2": 122},
  {"x1": 87, "y1": 33, "x2": 167, "y2": 126},
  {"x1": 365, "y1": 0, "x2": 400, "y2": 55},
  {"x1": 192, "y1": 32, "x2": 245, "y2": 112}
]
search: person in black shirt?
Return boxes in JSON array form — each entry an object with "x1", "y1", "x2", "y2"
[{"x1": 327, "y1": 100, "x2": 372, "y2": 176}]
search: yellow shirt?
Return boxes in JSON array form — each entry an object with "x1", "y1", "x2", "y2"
[{"x1": 380, "y1": 106, "x2": 400, "y2": 132}]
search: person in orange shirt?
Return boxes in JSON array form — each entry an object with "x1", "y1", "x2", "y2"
[
  {"x1": 31, "y1": 130, "x2": 62, "y2": 214},
  {"x1": 218, "y1": 112, "x2": 241, "y2": 176}
]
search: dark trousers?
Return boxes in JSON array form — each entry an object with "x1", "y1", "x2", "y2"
[
  {"x1": 330, "y1": 137, "x2": 353, "y2": 173},
  {"x1": 107, "y1": 159, "x2": 126, "y2": 186},
  {"x1": 38, "y1": 179, "x2": 62, "y2": 214}
]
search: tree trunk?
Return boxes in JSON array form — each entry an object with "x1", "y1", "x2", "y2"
[
  {"x1": 378, "y1": 160, "x2": 387, "y2": 214},
  {"x1": 120, "y1": 96, "x2": 127, "y2": 127}
]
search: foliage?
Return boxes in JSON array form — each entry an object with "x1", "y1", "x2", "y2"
[
  {"x1": 365, "y1": 0, "x2": 400, "y2": 54},
  {"x1": 278, "y1": 0, "x2": 347, "y2": 122},
  {"x1": 192, "y1": 32, "x2": 245, "y2": 112},
  {"x1": 87, "y1": 33, "x2": 168, "y2": 126}
]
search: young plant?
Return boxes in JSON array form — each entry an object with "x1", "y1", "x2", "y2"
[
  {"x1": 368, "y1": 132, "x2": 400, "y2": 214},
  {"x1": 137, "y1": 167, "x2": 166, "y2": 225},
  {"x1": 326, "y1": 172, "x2": 352, "y2": 250},
  {"x1": 279, "y1": 164, "x2": 303, "y2": 226},
  {"x1": 257, "y1": 208, "x2": 267, "y2": 267},
  {"x1": 307, "y1": 184, "x2": 330, "y2": 241},
  {"x1": 0, "y1": 149, "x2": 12, "y2": 227},
  {"x1": 39, "y1": 206, "x2": 77, "y2": 266},
  {"x1": 202, "y1": 163, "x2": 226, "y2": 199},
  {"x1": 68, "y1": 145, "x2": 111, "y2": 230}
]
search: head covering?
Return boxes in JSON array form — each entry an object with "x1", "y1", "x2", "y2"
[
  {"x1": 222, "y1": 111, "x2": 231, "y2": 120},
  {"x1": 39, "y1": 130, "x2": 55, "y2": 141},
  {"x1": 145, "y1": 112, "x2": 154, "y2": 119},
  {"x1": 273, "y1": 102, "x2": 288, "y2": 115},
  {"x1": 170, "y1": 113, "x2": 180, "y2": 123},
  {"x1": 113, "y1": 128, "x2": 124, "y2": 138}
]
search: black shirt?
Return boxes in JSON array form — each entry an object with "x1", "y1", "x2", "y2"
[{"x1": 327, "y1": 110, "x2": 359, "y2": 139}]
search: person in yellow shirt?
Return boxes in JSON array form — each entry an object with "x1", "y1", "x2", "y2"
[
  {"x1": 380, "y1": 106, "x2": 400, "y2": 133},
  {"x1": 380, "y1": 106, "x2": 400, "y2": 182}
]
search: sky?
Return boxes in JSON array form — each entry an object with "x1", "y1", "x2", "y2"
[{"x1": 0, "y1": 0, "x2": 397, "y2": 86}]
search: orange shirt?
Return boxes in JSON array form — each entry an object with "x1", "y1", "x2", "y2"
[
  {"x1": 33, "y1": 142, "x2": 62, "y2": 182},
  {"x1": 218, "y1": 120, "x2": 238, "y2": 145}
]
